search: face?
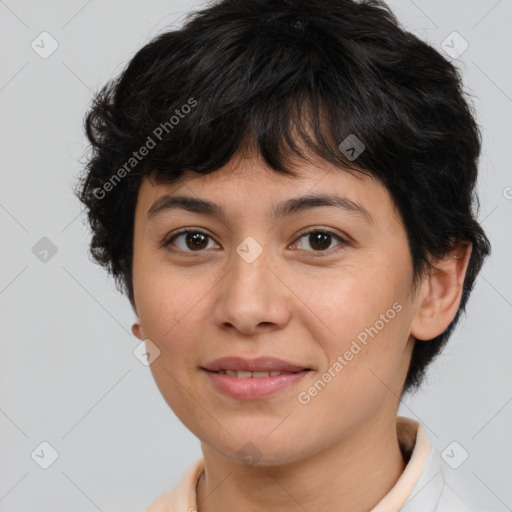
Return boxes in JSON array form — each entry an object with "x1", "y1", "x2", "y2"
[{"x1": 131, "y1": 151, "x2": 423, "y2": 466}]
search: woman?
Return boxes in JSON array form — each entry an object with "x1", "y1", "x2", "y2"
[{"x1": 76, "y1": 0, "x2": 491, "y2": 510}]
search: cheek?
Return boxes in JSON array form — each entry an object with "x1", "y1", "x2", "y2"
[
  {"x1": 133, "y1": 264, "x2": 219, "y2": 388},
  {"x1": 291, "y1": 262, "x2": 411, "y2": 383},
  {"x1": 294, "y1": 262, "x2": 401, "y2": 338},
  {"x1": 134, "y1": 258, "x2": 199, "y2": 338},
  {"x1": 134, "y1": 267, "x2": 209, "y2": 419}
]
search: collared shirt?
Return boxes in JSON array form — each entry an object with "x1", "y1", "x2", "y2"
[{"x1": 145, "y1": 416, "x2": 477, "y2": 511}]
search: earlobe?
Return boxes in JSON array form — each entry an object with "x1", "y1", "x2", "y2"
[
  {"x1": 131, "y1": 318, "x2": 144, "y2": 340},
  {"x1": 410, "y1": 242, "x2": 472, "y2": 341}
]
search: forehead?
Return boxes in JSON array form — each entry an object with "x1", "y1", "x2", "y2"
[{"x1": 135, "y1": 152, "x2": 399, "y2": 228}]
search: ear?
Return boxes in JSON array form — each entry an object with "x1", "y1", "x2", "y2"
[
  {"x1": 131, "y1": 317, "x2": 145, "y2": 340},
  {"x1": 410, "y1": 242, "x2": 472, "y2": 341}
]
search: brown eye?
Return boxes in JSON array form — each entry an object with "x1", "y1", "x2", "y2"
[
  {"x1": 308, "y1": 232, "x2": 332, "y2": 251},
  {"x1": 162, "y1": 228, "x2": 347, "y2": 256},
  {"x1": 163, "y1": 229, "x2": 216, "y2": 252},
  {"x1": 293, "y1": 230, "x2": 347, "y2": 254}
]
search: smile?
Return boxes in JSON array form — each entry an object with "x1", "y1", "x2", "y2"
[
  {"x1": 215, "y1": 369, "x2": 299, "y2": 378},
  {"x1": 202, "y1": 368, "x2": 312, "y2": 399}
]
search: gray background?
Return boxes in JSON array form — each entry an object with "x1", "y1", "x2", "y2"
[{"x1": 0, "y1": 0, "x2": 510, "y2": 511}]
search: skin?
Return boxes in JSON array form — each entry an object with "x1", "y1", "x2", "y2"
[{"x1": 131, "y1": 149, "x2": 471, "y2": 512}]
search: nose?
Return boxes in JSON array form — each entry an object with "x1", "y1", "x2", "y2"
[{"x1": 213, "y1": 246, "x2": 292, "y2": 336}]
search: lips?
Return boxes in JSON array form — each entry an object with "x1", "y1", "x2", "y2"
[
  {"x1": 217, "y1": 369, "x2": 291, "y2": 378},
  {"x1": 201, "y1": 356, "x2": 312, "y2": 373},
  {"x1": 203, "y1": 366, "x2": 311, "y2": 399}
]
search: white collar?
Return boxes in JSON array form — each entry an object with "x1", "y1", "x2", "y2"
[{"x1": 145, "y1": 416, "x2": 475, "y2": 511}]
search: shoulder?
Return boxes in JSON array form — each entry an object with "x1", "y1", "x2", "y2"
[
  {"x1": 143, "y1": 458, "x2": 204, "y2": 512},
  {"x1": 144, "y1": 490, "x2": 175, "y2": 512}
]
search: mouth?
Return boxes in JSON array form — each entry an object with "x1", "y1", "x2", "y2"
[
  {"x1": 203, "y1": 369, "x2": 312, "y2": 378},
  {"x1": 201, "y1": 367, "x2": 313, "y2": 399},
  {"x1": 200, "y1": 356, "x2": 314, "y2": 398},
  {"x1": 201, "y1": 355, "x2": 313, "y2": 374}
]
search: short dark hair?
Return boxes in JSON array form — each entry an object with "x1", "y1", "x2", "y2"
[{"x1": 75, "y1": 0, "x2": 491, "y2": 395}]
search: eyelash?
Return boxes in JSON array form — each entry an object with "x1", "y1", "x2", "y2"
[{"x1": 161, "y1": 228, "x2": 349, "y2": 257}]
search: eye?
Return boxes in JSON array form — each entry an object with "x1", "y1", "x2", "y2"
[
  {"x1": 162, "y1": 228, "x2": 348, "y2": 255},
  {"x1": 162, "y1": 229, "x2": 218, "y2": 253},
  {"x1": 291, "y1": 229, "x2": 348, "y2": 255}
]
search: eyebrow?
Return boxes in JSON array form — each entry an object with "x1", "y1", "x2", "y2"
[{"x1": 147, "y1": 193, "x2": 375, "y2": 224}]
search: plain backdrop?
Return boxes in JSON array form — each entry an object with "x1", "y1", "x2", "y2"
[{"x1": 0, "y1": 0, "x2": 511, "y2": 511}]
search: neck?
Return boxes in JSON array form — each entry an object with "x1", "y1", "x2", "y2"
[{"x1": 196, "y1": 415, "x2": 407, "y2": 512}]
